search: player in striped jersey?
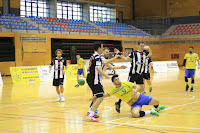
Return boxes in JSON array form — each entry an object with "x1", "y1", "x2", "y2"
[
  {"x1": 114, "y1": 42, "x2": 152, "y2": 113},
  {"x1": 49, "y1": 49, "x2": 67, "y2": 102},
  {"x1": 142, "y1": 56, "x2": 153, "y2": 93},
  {"x1": 87, "y1": 42, "x2": 121, "y2": 122}
]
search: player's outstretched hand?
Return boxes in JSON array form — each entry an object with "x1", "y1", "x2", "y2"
[
  {"x1": 120, "y1": 65, "x2": 127, "y2": 69},
  {"x1": 144, "y1": 46, "x2": 150, "y2": 51}
]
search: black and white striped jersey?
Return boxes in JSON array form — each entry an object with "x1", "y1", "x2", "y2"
[
  {"x1": 50, "y1": 57, "x2": 67, "y2": 79},
  {"x1": 128, "y1": 50, "x2": 148, "y2": 75},
  {"x1": 88, "y1": 52, "x2": 104, "y2": 85},
  {"x1": 143, "y1": 56, "x2": 152, "y2": 74}
]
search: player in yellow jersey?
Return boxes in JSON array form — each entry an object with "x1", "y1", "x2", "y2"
[
  {"x1": 90, "y1": 75, "x2": 165, "y2": 120},
  {"x1": 183, "y1": 46, "x2": 200, "y2": 92},
  {"x1": 75, "y1": 54, "x2": 86, "y2": 87}
]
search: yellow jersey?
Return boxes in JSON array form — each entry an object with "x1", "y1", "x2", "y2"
[
  {"x1": 77, "y1": 58, "x2": 84, "y2": 69},
  {"x1": 184, "y1": 53, "x2": 199, "y2": 69},
  {"x1": 107, "y1": 81, "x2": 135, "y2": 103}
]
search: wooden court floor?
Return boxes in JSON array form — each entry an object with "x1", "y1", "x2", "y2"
[{"x1": 0, "y1": 69, "x2": 200, "y2": 133}]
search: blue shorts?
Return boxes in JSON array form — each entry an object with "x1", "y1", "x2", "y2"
[
  {"x1": 77, "y1": 69, "x2": 84, "y2": 75},
  {"x1": 185, "y1": 69, "x2": 195, "y2": 78},
  {"x1": 131, "y1": 94, "x2": 153, "y2": 110},
  {"x1": 99, "y1": 75, "x2": 102, "y2": 80}
]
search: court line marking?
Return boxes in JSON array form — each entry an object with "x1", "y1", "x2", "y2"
[
  {"x1": 0, "y1": 95, "x2": 91, "y2": 109},
  {"x1": 85, "y1": 101, "x2": 200, "y2": 133},
  {"x1": 128, "y1": 124, "x2": 200, "y2": 130}
]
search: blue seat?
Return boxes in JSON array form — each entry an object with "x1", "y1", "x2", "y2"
[
  {"x1": 4, "y1": 25, "x2": 10, "y2": 29},
  {"x1": 19, "y1": 26, "x2": 23, "y2": 29}
]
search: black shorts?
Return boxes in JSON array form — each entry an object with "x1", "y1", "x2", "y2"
[
  {"x1": 87, "y1": 75, "x2": 104, "y2": 96},
  {"x1": 128, "y1": 73, "x2": 144, "y2": 84},
  {"x1": 53, "y1": 78, "x2": 64, "y2": 86},
  {"x1": 142, "y1": 73, "x2": 150, "y2": 80}
]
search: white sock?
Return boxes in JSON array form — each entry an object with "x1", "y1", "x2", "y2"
[
  {"x1": 88, "y1": 107, "x2": 92, "y2": 112},
  {"x1": 59, "y1": 94, "x2": 62, "y2": 98},
  {"x1": 150, "y1": 85, "x2": 152, "y2": 87},
  {"x1": 88, "y1": 111, "x2": 94, "y2": 117},
  {"x1": 144, "y1": 110, "x2": 151, "y2": 116}
]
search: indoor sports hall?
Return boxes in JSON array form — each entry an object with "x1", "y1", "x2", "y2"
[{"x1": 0, "y1": 0, "x2": 200, "y2": 133}]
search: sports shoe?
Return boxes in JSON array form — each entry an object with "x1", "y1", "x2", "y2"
[
  {"x1": 150, "y1": 108, "x2": 159, "y2": 116},
  {"x1": 87, "y1": 116, "x2": 99, "y2": 122},
  {"x1": 61, "y1": 96, "x2": 65, "y2": 102},
  {"x1": 155, "y1": 106, "x2": 165, "y2": 112},
  {"x1": 115, "y1": 102, "x2": 121, "y2": 113},
  {"x1": 87, "y1": 112, "x2": 99, "y2": 118},
  {"x1": 149, "y1": 87, "x2": 152, "y2": 92},
  {"x1": 186, "y1": 85, "x2": 189, "y2": 91},
  {"x1": 190, "y1": 88, "x2": 193, "y2": 92},
  {"x1": 57, "y1": 97, "x2": 61, "y2": 102},
  {"x1": 95, "y1": 109, "x2": 98, "y2": 114},
  {"x1": 75, "y1": 84, "x2": 79, "y2": 87}
]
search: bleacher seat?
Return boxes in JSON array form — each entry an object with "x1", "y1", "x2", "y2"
[{"x1": 170, "y1": 23, "x2": 200, "y2": 35}]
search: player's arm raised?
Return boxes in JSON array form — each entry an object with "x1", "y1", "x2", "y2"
[
  {"x1": 120, "y1": 55, "x2": 132, "y2": 62},
  {"x1": 144, "y1": 46, "x2": 152, "y2": 56},
  {"x1": 102, "y1": 54, "x2": 119, "y2": 65},
  {"x1": 106, "y1": 64, "x2": 127, "y2": 69}
]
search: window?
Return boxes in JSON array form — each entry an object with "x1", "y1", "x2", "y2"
[
  {"x1": 90, "y1": 5, "x2": 116, "y2": 22},
  {"x1": 20, "y1": 0, "x2": 49, "y2": 17},
  {"x1": 57, "y1": 1, "x2": 82, "y2": 20}
]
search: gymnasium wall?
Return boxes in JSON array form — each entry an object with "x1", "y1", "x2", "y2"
[
  {"x1": 134, "y1": 0, "x2": 167, "y2": 17},
  {"x1": 0, "y1": 0, "x2": 2, "y2": 14},
  {"x1": 10, "y1": 0, "x2": 20, "y2": 16},
  {"x1": 167, "y1": 0, "x2": 200, "y2": 17},
  {"x1": 1, "y1": 31, "x2": 200, "y2": 75}
]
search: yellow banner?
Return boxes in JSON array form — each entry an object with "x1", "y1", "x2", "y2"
[
  {"x1": 10, "y1": 67, "x2": 40, "y2": 83},
  {"x1": 65, "y1": 65, "x2": 86, "y2": 79}
]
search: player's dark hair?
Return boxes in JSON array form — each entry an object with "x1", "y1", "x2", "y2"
[
  {"x1": 189, "y1": 46, "x2": 194, "y2": 49},
  {"x1": 55, "y1": 49, "x2": 63, "y2": 55},
  {"x1": 77, "y1": 54, "x2": 80, "y2": 56},
  {"x1": 112, "y1": 74, "x2": 119, "y2": 82},
  {"x1": 138, "y1": 42, "x2": 145, "y2": 45},
  {"x1": 94, "y1": 41, "x2": 102, "y2": 51}
]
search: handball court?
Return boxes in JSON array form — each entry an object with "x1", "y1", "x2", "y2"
[{"x1": 0, "y1": 69, "x2": 200, "y2": 133}]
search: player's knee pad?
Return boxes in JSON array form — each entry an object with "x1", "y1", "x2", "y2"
[
  {"x1": 185, "y1": 77, "x2": 188, "y2": 82},
  {"x1": 139, "y1": 111, "x2": 145, "y2": 117},
  {"x1": 191, "y1": 79, "x2": 194, "y2": 84},
  {"x1": 96, "y1": 93, "x2": 103, "y2": 98}
]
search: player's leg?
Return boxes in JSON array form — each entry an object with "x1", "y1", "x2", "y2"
[
  {"x1": 185, "y1": 69, "x2": 189, "y2": 91},
  {"x1": 190, "y1": 69, "x2": 195, "y2": 92},
  {"x1": 59, "y1": 78, "x2": 65, "y2": 101},
  {"x1": 146, "y1": 73, "x2": 152, "y2": 92},
  {"x1": 148, "y1": 97, "x2": 165, "y2": 112},
  {"x1": 59, "y1": 85, "x2": 65, "y2": 102},
  {"x1": 75, "y1": 70, "x2": 80, "y2": 87},
  {"x1": 87, "y1": 84, "x2": 104, "y2": 122},
  {"x1": 131, "y1": 105, "x2": 158, "y2": 118},
  {"x1": 53, "y1": 79, "x2": 61, "y2": 102},
  {"x1": 83, "y1": 69, "x2": 86, "y2": 78}
]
